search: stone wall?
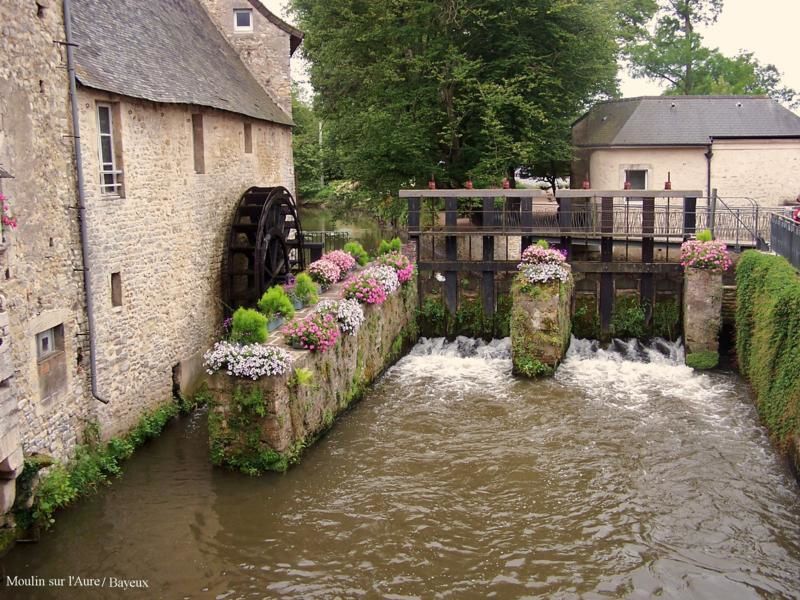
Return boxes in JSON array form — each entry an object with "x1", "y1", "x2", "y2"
[
  {"x1": 207, "y1": 280, "x2": 418, "y2": 474},
  {"x1": 0, "y1": 0, "x2": 91, "y2": 492},
  {"x1": 510, "y1": 271, "x2": 574, "y2": 377},
  {"x1": 683, "y1": 268, "x2": 722, "y2": 369},
  {"x1": 77, "y1": 88, "x2": 294, "y2": 438},
  {"x1": 198, "y1": 0, "x2": 295, "y2": 116}
]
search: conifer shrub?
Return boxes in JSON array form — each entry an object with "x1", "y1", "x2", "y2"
[
  {"x1": 257, "y1": 286, "x2": 295, "y2": 320},
  {"x1": 343, "y1": 241, "x2": 369, "y2": 266},
  {"x1": 230, "y1": 307, "x2": 268, "y2": 344},
  {"x1": 294, "y1": 272, "x2": 319, "y2": 305}
]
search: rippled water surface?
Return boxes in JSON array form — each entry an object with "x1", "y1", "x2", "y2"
[{"x1": 2, "y1": 337, "x2": 799, "y2": 599}]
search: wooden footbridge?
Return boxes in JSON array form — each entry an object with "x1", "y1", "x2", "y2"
[{"x1": 400, "y1": 188, "x2": 776, "y2": 334}]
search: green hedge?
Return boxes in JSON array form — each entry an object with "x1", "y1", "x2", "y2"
[{"x1": 736, "y1": 251, "x2": 800, "y2": 448}]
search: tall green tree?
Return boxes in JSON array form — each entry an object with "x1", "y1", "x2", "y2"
[
  {"x1": 292, "y1": 89, "x2": 323, "y2": 200},
  {"x1": 625, "y1": 0, "x2": 797, "y2": 105},
  {"x1": 291, "y1": 0, "x2": 619, "y2": 204}
]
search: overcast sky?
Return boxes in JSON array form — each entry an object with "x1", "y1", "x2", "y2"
[{"x1": 263, "y1": 0, "x2": 800, "y2": 104}]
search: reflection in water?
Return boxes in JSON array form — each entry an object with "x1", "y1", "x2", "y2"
[
  {"x1": 1, "y1": 337, "x2": 799, "y2": 599},
  {"x1": 297, "y1": 204, "x2": 392, "y2": 253}
]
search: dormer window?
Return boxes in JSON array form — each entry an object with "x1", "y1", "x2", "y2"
[{"x1": 233, "y1": 9, "x2": 253, "y2": 32}]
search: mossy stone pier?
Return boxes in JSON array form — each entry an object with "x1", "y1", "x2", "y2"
[
  {"x1": 207, "y1": 281, "x2": 418, "y2": 474},
  {"x1": 510, "y1": 272, "x2": 574, "y2": 378},
  {"x1": 683, "y1": 268, "x2": 723, "y2": 369}
]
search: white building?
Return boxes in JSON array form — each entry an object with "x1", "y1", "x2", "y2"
[{"x1": 572, "y1": 96, "x2": 800, "y2": 206}]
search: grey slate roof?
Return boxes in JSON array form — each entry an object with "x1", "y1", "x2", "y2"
[
  {"x1": 71, "y1": 0, "x2": 293, "y2": 126},
  {"x1": 573, "y1": 96, "x2": 800, "y2": 147}
]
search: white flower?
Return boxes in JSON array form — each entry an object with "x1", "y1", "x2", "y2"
[
  {"x1": 337, "y1": 298, "x2": 364, "y2": 335},
  {"x1": 519, "y1": 262, "x2": 569, "y2": 284},
  {"x1": 363, "y1": 264, "x2": 400, "y2": 294},
  {"x1": 203, "y1": 341, "x2": 293, "y2": 379}
]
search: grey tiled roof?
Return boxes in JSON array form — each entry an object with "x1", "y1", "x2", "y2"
[
  {"x1": 573, "y1": 96, "x2": 800, "y2": 147},
  {"x1": 71, "y1": 0, "x2": 293, "y2": 126}
]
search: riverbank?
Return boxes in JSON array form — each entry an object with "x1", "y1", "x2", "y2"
[
  {"x1": 207, "y1": 276, "x2": 418, "y2": 474},
  {"x1": 735, "y1": 251, "x2": 800, "y2": 475}
]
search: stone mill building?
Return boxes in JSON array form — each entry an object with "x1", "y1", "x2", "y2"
[{"x1": 0, "y1": 0, "x2": 300, "y2": 522}]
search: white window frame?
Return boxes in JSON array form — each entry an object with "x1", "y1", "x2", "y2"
[
  {"x1": 233, "y1": 9, "x2": 253, "y2": 32},
  {"x1": 97, "y1": 103, "x2": 123, "y2": 195},
  {"x1": 624, "y1": 169, "x2": 648, "y2": 190},
  {"x1": 36, "y1": 328, "x2": 56, "y2": 361}
]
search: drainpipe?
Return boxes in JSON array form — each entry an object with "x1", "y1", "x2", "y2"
[
  {"x1": 63, "y1": 0, "x2": 108, "y2": 404},
  {"x1": 705, "y1": 142, "x2": 716, "y2": 235},
  {"x1": 704, "y1": 142, "x2": 713, "y2": 205}
]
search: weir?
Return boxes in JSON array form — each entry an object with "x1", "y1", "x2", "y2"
[{"x1": 401, "y1": 188, "x2": 767, "y2": 340}]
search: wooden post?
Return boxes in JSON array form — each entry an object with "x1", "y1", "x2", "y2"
[
  {"x1": 521, "y1": 195, "x2": 533, "y2": 251},
  {"x1": 600, "y1": 196, "x2": 614, "y2": 336},
  {"x1": 445, "y1": 196, "x2": 458, "y2": 316},
  {"x1": 482, "y1": 196, "x2": 495, "y2": 318},
  {"x1": 683, "y1": 196, "x2": 696, "y2": 241},
  {"x1": 641, "y1": 196, "x2": 655, "y2": 323},
  {"x1": 407, "y1": 195, "x2": 422, "y2": 307},
  {"x1": 559, "y1": 196, "x2": 573, "y2": 258}
]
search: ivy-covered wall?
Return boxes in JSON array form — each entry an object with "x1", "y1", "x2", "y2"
[
  {"x1": 510, "y1": 273, "x2": 574, "y2": 377},
  {"x1": 735, "y1": 252, "x2": 800, "y2": 471},
  {"x1": 207, "y1": 281, "x2": 418, "y2": 475}
]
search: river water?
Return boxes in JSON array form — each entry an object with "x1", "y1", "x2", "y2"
[{"x1": 2, "y1": 338, "x2": 799, "y2": 599}]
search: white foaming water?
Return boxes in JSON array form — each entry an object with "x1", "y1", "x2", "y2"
[
  {"x1": 557, "y1": 336, "x2": 733, "y2": 414},
  {"x1": 388, "y1": 336, "x2": 512, "y2": 398}
]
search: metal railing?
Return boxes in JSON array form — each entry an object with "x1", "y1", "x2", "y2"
[
  {"x1": 401, "y1": 188, "x2": 782, "y2": 249},
  {"x1": 771, "y1": 214, "x2": 800, "y2": 270},
  {"x1": 300, "y1": 230, "x2": 351, "y2": 265}
]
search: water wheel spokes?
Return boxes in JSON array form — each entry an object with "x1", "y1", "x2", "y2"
[{"x1": 223, "y1": 186, "x2": 306, "y2": 312}]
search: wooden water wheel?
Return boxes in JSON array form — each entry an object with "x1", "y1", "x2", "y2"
[{"x1": 223, "y1": 186, "x2": 306, "y2": 310}]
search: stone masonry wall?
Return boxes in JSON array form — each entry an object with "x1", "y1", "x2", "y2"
[
  {"x1": 198, "y1": 0, "x2": 294, "y2": 117},
  {"x1": 683, "y1": 267, "x2": 722, "y2": 368},
  {"x1": 510, "y1": 271, "x2": 574, "y2": 377},
  {"x1": 77, "y1": 88, "x2": 294, "y2": 439},
  {"x1": 0, "y1": 0, "x2": 92, "y2": 469},
  {"x1": 207, "y1": 280, "x2": 418, "y2": 473}
]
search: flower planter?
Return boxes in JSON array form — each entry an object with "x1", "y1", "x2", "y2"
[
  {"x1": 291, "y1": 298, "x2": 304, "y2": 310},
  {"x1": 267, "y1": 316, "x2": 285, "y2": 332}
]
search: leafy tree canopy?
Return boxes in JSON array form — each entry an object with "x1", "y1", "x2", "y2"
[
  {"x1": 291, "y1": 0, "x2": 619, "y2": 199},
  {"x1": 624, "y1": 0, "x2": 797, "y2": 105}
]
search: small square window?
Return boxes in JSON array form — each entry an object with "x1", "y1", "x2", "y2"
[
  {"x1": 36, "y1": 325, "x2": 64, "y2": 362},
  {"x1": 234, "y1": 9, "x2": 252, "y2": 32},
  {"x1": 625, "y1": 169, "x2": 647, "y2": 190}
]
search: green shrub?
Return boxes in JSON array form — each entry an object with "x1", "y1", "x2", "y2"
[
  {"x1": 418, "y1": 295, "x2": 447, "y2": 337},
  {"x1": 736, "y1": 251, "x2": 800, "y2": 448},
  {"x1": 686, "y1": 351, "x2": 719, "y2": 370},
  {"x1": 535, "y1": 239, "x2": 550, "y2": 249},
  {"x1": 294, "y1": 272, "x2": 320, "y2": 304},
  {"x1": 230, "y1": 307, "x2": 268, "y2": 344},
  {"x1": 696, "y1": 229, "x2": 713, "y2": 242},
  {"x1": 343, "y1": 241, "x2": 369, "y2": 266},
  {"x1": 257, "y1": 286, "x2": 295, "y2": 320},
  {"x1": 652, "y1": 298, "x2": 680, "y2": 340},
  {"x1": 31, "y1": 465, "x2": 76, "y2": 527},
  {"x1": 611, "y1": 295, "x2": 646, "y2": 338},
  {"x1": 376, "y1": 237, "x2": 402, "y2": 256}
]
